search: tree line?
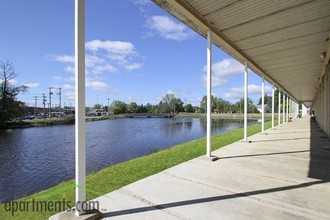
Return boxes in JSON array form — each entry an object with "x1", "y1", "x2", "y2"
[
  {"x1": 1, "y1": 61, "x2": 284, "y2": 128},
  {"x1": 96, "y1": 92, "x2": 280, "y2": 115}
]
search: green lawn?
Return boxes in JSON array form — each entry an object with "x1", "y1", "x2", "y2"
[{"x1": 0, "y1": 120, "x2": 276, "y2": 219}]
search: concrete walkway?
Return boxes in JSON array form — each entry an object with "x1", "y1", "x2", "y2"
[{"x1": 93, "y1": 116, "x2": 330, "y2": 219}]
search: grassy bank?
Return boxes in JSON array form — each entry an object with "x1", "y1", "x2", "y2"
[
  {"x1": 176, "y1": 112, "x2": 276, "y2": 120},
  {"x1": 0, "y1": 120, "x2": 275, "y2": 219},
  {"x1": 6, "y1": 114, "x2": 127, "y2": 129}
]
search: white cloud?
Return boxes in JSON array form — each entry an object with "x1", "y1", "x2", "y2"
[
  {"x1": 63, "y1": 91, "x2": 75, "y2": 100},
  {"x1": 203, "y1": 58, "x2": 244, "y2": 87},
  {"x1": 92, "y1": 64, "x2": 117, "y2": 74},
  {"x1": 133, "y1": 0, "x2": 150, "y2": 6},
  {"x1": 86, "y1": 77, "x2": 118, "y2": 93},
  {"x1": 125, "y1": 63, "x2": 143, "y2": 71},
  {"x1": 53, "y1": 55, "x2": 74, "y2": 63},
  {"x1": 23, "y1": 82, "x2": 39, "y2": 88},
  {"x1": 86, "y1": 40, "x2": 136, "y2": 55},
  {"x1": 64, "y1": 77, "x2": 75, "y2": 82},
  {"x1": 64, "y1": 66, "x2": 75, "y2": 74},
  {"x1": 223, "y1": 84, "x2": 272, "y2": 99},
  {"x1": 61, "y1": 84, "x2": 75, "y2": 90},
  {"x1": 1, "y1": 79, "x2": 17, "y2": 85},
  {"x1": 53, "y1": 76, "x2": 62, "y2": 80},
  {"x1": 86, "y1": 55, "x2": 105, "y2": 67},
  {"x1": 52, "y1": 39, "x2": 143, "y2": 77},
  {"x1": 146, "y1": 15, "x2": 194, "y2": 41},
  {"x1": 125, "y1": 96, "x2": 143, "y2": 103}
]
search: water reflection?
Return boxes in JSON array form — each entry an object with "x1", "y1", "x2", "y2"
[{"x1": 0, "y1": 118, "x2": 257, "y2": 202}]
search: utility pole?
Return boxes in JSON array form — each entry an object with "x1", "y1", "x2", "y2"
[
  {"x1": 42, "y1": 93, "x2": 47, "y2": 117},
  {"x1": 49, "y1": 87, "x2": 53, "y2": 118},
  {"x1": 57, "y1": 88, "x2": 62, "y2": 116},
  {"x1": 33, "y1": 96, "x2": 38, "y2": 115}
]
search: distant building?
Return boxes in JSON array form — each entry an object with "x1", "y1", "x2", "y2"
[
  {"x1": 256, "y1": 104, "x2": 271, "y2": 113},
  {"x1": 87, "y1": 109, "x2": 109, "y2": 117}
]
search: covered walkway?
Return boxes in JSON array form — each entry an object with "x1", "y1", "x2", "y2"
[{"x1": 90, "y1": 116, "x2": 330, "y2": 219}]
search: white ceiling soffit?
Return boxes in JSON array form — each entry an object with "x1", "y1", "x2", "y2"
[{"x1": 152, "y1": 0, "x2": 330, "y2": 107}]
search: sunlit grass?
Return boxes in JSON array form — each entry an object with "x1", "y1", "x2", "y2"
[{"x1": 0, "y1": 120, "x2": 275, "y2": 219}]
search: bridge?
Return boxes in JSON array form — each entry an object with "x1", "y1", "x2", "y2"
[{"x1": 125, "y1": 113, "x2": 176, "y2": 118}]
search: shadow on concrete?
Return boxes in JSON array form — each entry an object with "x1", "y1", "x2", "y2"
[
  {"x1": 101, "y1": 180, "x2": 327, "y2": 218},
  {"x1": 308, "y1": 118, "x2": 330, "y2": 180},
  {"x1": 217, "y1": 150, "x2": 310, "y2": 160},
  {"x1": 250, "y1": 137, "x2": 309, "y2": 143}
]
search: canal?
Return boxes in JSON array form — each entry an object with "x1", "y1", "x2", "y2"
[{"x1": 0, "y1": 117, "x2": 257, "y2": 202}]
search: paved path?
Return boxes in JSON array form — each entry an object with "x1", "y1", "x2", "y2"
[{"x1": 94, "y1": 116, "x2": 330, "y2": 219}]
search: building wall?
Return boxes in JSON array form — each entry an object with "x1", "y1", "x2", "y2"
[{"x1": 313, "y1": 64, "x2": 330, "y2": 137}]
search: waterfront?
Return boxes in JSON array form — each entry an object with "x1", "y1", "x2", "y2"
[{"x1": 0, "y1": 118, "x2": 258, "y2": 202}]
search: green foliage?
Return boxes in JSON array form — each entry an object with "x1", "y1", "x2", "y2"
[
  {"x1": 127, "y1": 102, "x2": 138, "y2": 113},
  {"x1": 184, "y1": 103, "x2": 194, "y2": 113},
  {"x1": 200, "y1": 95, "x2": 217, "y2": 113},
  {"x1": 64, "y1": 115, "x2": 75, "y2": 124},
  {"x1": 0, "y1": 61, "x2": 27, "y2": 128},
  {"x1": 234, "y1": 98, "x2": 258, "y2": 113},
  {"x1": 93, "y1": 103, "x2": 102, "y2": 109},
  {"x1": 110, "y1": 100, "x2": 127, "y2": 114},
  {"x1": 0, "y1": 121, "x2": 274, "y2": 219},
  {"x1": 161, "y1": 93, "x2": 184, "y2": 113}
]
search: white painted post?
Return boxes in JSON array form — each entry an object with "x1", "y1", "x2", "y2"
[
  {"x1": 286, "y1": 96, "x2": 289, "y2": 122},
  {"x1": 272, "y1": 84, "x2": 275, "y2": 128},
  {"x1": 75, "y1": 0, "x2": 86, "y2": 216},
  {"x1": 296, "y1": 102, "x2": 299, "y2": 118},
  {"x1": 282, "y1": 93, "x2": 285, "y2": 124},
  {"x1": 278, "y1": 90, "x2": 281, "y2": 125},
  {"x1": 206, "y1": 31, "x2": 212, "y2": 157},
  {"x1": 261, "y1": 75, "x2": 265, "y2": 133},
  {"x1": 244, "y1": 61, "x2": 248, "y2": 141}
]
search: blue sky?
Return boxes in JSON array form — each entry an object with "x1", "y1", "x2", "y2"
[{"x1": 0, "y1": 0, "x2": 272, "y2": 108}]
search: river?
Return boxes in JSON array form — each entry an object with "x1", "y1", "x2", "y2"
[{"x1": 0, "y1": 117, "x2": 257, "y2": 202}]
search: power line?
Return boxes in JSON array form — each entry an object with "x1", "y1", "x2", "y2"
[
  {"x1": 33, "y1": 96, "x2": 38, "y2": 115},
  {"x1": 49, "y1": 87, "x2": 53, "y2": 118},
  {"x1": 57, "y1": 88, "x2": 62, "y2": 116},
  {"x1": 42, "y1": 93, "x2": 47, "y2": 116}
]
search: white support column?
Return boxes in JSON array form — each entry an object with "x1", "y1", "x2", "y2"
[
  {"x1": 302, "y1": 104, "x2": 307, "y2": 116},
  {"x1": 206, "y1": 31, "x2": 212, "y2": 157},
  {"x1": 296, "y1": 102, "x2": 299, "y2": 118},
  {"x1": 286, "y1": 96, "x2": 289, "y2": 122},
  {"x1": 271, "y1": 84, "x2": 275, "y2": 128},
  {"x1": 278, "y1": 90, "x2": 281, "y2": 125},
  {"x1": 261, "y1": 75, "x2": 265, "y2": 133},
  {"x1": 75, "y1": 0, "x2": 86, "y2": 216},
  {"x1": 244, "y1": 61, "x2": 248, "y2": 141},
  {"x1": 282, "y1": 93, "x2": 285, "y2": 124}
]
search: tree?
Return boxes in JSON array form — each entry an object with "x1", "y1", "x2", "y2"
[
  {"x1": 161, "y1": 93, "x2": 184, "y2": 113},
  {"x1": 171, "y1": 98, "x2": 184, "y2": 113},
  {"x1": 184, "y1": 103, "x2": 194, "y2": 113},
  {"x1": 137, "y1": 104, "x2": 148, "y2": 113},
  {"x1": 215, "y1": 98, "x2": 231, "y2": 113},
  {"x1": 200, "y1": 95, "x2": 217, "y2": 113},
  {"x1": 127, "y1": 102, "x2": 138, "y2": 113},
  {"x1": 234, "y1": 98, "x2": 258, "y2": 113},
  {"x1": 158, "y1": 101, "x2": 171, "y2": 113},
  {"x1": 162, "y1": 93, "x2": 175, "y2": 112},
  {"x1": 110, "y1": 100, "x2": 127, "y2": 114},
  {"x1": 0, "y1": 61, "x2": 27, "y2": 128},
  {"x1": 145, "y1": 103, "x2": 157, "y2": 113},
  {"x1": 93, "y1": 103, "x2": 102, "y2": 109}
]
